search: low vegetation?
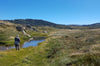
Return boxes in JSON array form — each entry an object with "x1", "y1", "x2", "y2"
[
  {"x1": 0, "y1": 28, "x2": 100, "y2": 66},
  {"x1": 0, "y1": 20, "x2": 100, "y2": 66},
  {"x1": 0, "y1": 20, "x2": 52, "y2": 46},
  {"x1": 44, "y1": 29, "x2": 100, "y2": 66}
]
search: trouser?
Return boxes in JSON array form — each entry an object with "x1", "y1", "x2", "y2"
[{"x1": 15, "y1": 44, "x2": 20, "y2": 50}]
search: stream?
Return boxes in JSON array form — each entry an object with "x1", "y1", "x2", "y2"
[{"x1": 0, "y1": 39, "x2": 45, "y2": 51}]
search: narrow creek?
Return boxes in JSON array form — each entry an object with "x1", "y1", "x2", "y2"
[{"x1": 0, "y1": 39, "x2": 45, "y2": 51}]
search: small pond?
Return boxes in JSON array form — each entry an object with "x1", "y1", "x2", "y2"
[{"x1": 0, "y1": 39, "x2": 45, "y2": 51}]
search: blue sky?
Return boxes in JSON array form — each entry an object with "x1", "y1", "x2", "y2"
[{"x1": 0, "y1": 0, "x2": 100, "y2": 25}]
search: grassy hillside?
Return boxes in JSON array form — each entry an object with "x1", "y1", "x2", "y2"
[
  {"x1": 45, "y1": 29, "x2": 100, "y2": 66},
  {"x1": 84, "y1": 23, "x2": 100, "y2": 29},
  {"x1": 4, "y1": 19, "x2": 72, "y2": 29},
  {"x1": 0, "y1": 20, "x2": 20, "y2": 46},
  {"x1": 4, "y1": 19, "x2": 100, "y2": 29},
  {"x1": 0, "y1": 20, "x2": 100, "y2": 66},
  {"x1": 0, "y1": 28, "x2": 100, "y2": 66},
  {"x1": 0, "y1": 20, "x2": 51, "y2": 46}
]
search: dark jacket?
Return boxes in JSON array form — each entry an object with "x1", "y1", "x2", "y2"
[{"x1": 15, "y1": 37, "x2": 20, "y2": 45}]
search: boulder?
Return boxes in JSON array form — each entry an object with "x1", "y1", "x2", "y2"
[
  {"x1": 26, "y1": 25, "x2": 32, "y2": 28},
  {"x1": 32, "y1": 28, "x2": 38, "y2": 31},
  {"x1": 43, "y1": 31, "x2": 48, "y2": 33},
  {"x1": 16, "y1": 26, "x2": 23, "y2": 31}
]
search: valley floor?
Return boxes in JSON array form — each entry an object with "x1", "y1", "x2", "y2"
[{"x1": 0, "y1": 29, "x2": 100, "y2": 66}]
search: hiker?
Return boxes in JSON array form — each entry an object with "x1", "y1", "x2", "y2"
[{"x1": 14, "y1": 35, "x2": 20, "y2": 50}]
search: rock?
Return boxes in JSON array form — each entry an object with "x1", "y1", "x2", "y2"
[
  {"x1": 16, "y1": 26, "x2": 23, "y2": 31},
  {"x1": 22, "y1": 30, "x2": 31, "y2": 37},
  {"x1": 26, "y1": 25, "x2": 32, "y2": 28},
  {"x1": 27, "y1": 34, "x2": 31, "y2": 37},
  {"x1": 22, "y1": 30, "x2": 27, "y2": 34},
  {"x1": 43, "y1": 31, "x2": 48, "y2": 33},
  {"x1": 32, "y1": 28, "x2": 38, "y2": 31},
  {"x1": 23, "y1": 27, "x2": 26, "y2": 30},
  {"x1": 29, "y1": 38, "x2": 33, "y2": 41}
]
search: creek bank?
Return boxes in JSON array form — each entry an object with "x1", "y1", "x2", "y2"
[
  {"x1": 28, "y1": 36, "x2": 46, "y2": 41},
  {"x1": 32, "y1": 36, "x2": 47, "y2": 40},
  {"x1": 0, "y1": 38, "x2": 45, "y2": 51}
]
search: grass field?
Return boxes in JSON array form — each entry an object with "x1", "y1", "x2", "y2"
[
  {"x1": 0, "y1": 28, "x2": 100, "y2": 66},
  {"x1": 0, "y1": 20, "x2": 51, "y2": 46}
]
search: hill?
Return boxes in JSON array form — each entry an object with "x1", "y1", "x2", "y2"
[
  {"x1": 4, "y1": 19, "x2": 100, "y2": 29},
  {"x1": 67, "y1": 23, "x2": 100, "y2": 29},
  {"x1": 4, "y1": 19, "x2": 72, "y2": 29},
  {"x1": 0, "y1": 20, "x2": 50, "y2": 46},
  {"x1": 0, "y1": 20, "x2": 100, "y2": 66},
  {"x1": 83, "y1": 23, "x2": 100, "y2": 29}
]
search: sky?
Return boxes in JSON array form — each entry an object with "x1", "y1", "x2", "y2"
[{"x1": 0, "y1": 0, "x2": 100, "y2": 25}]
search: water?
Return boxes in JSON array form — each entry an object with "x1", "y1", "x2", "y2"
[
  {"x1": 22, "y1": 39, "x2": 44, "y2": 48},
  {"x1": 0, "y1": 39, "x2": 45, "y2": 51}
]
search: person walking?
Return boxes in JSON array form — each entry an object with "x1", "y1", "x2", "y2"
[{"x1": 14, "y1": 35, "x2": 20, "y2": 50}]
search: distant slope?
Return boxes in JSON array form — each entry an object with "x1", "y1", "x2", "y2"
[
  {"x1": 5, "y1": 19, "x2": 56, "y2": 27},
  {"x1": 0, "y1": 20, "x2": 19, "y2": 45},
  {"x1": 67, "y1": 23, "x2": 100, "y2": 29},
  {"x1": 4, "y1": 19, "x2": 100, "y2": 29},
  {"x1": 4, "y1": 19, "x2": 72, "y2": 29},
  {"x1": 84, "y1": 23, "x2": 100, "y2": 28}
]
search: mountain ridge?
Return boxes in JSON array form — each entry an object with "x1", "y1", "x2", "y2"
[
  {"x1": 3, "y1": 19, "x2": 100, "y2": 29},
  {"x1": 4, "y1": 19, "x2": 72, "y2": 29}
]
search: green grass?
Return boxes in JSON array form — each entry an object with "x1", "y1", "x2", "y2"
[
  {"x1": 0, "y1": 21, "x2": 55, "y2": 46},
  {"x1": 31, "y1": 33, "x2": 48, "y2": 37},
  {"x1": 0, "y1": 30, "x2": 29, "y2": 46},
  {"x1": 0, "y1": 29, "x2": 100, "y2": 66},
  {"x1": 0, "y1": 41, "x2": 47, "y2": 66}
]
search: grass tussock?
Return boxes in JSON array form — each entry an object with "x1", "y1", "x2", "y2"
[
  {"x1": 0, "y1": 29, "x2": 100, "y2": 66},
  {"x1": 43, "y1": 29, "x2": 100, "y2": 66}
]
